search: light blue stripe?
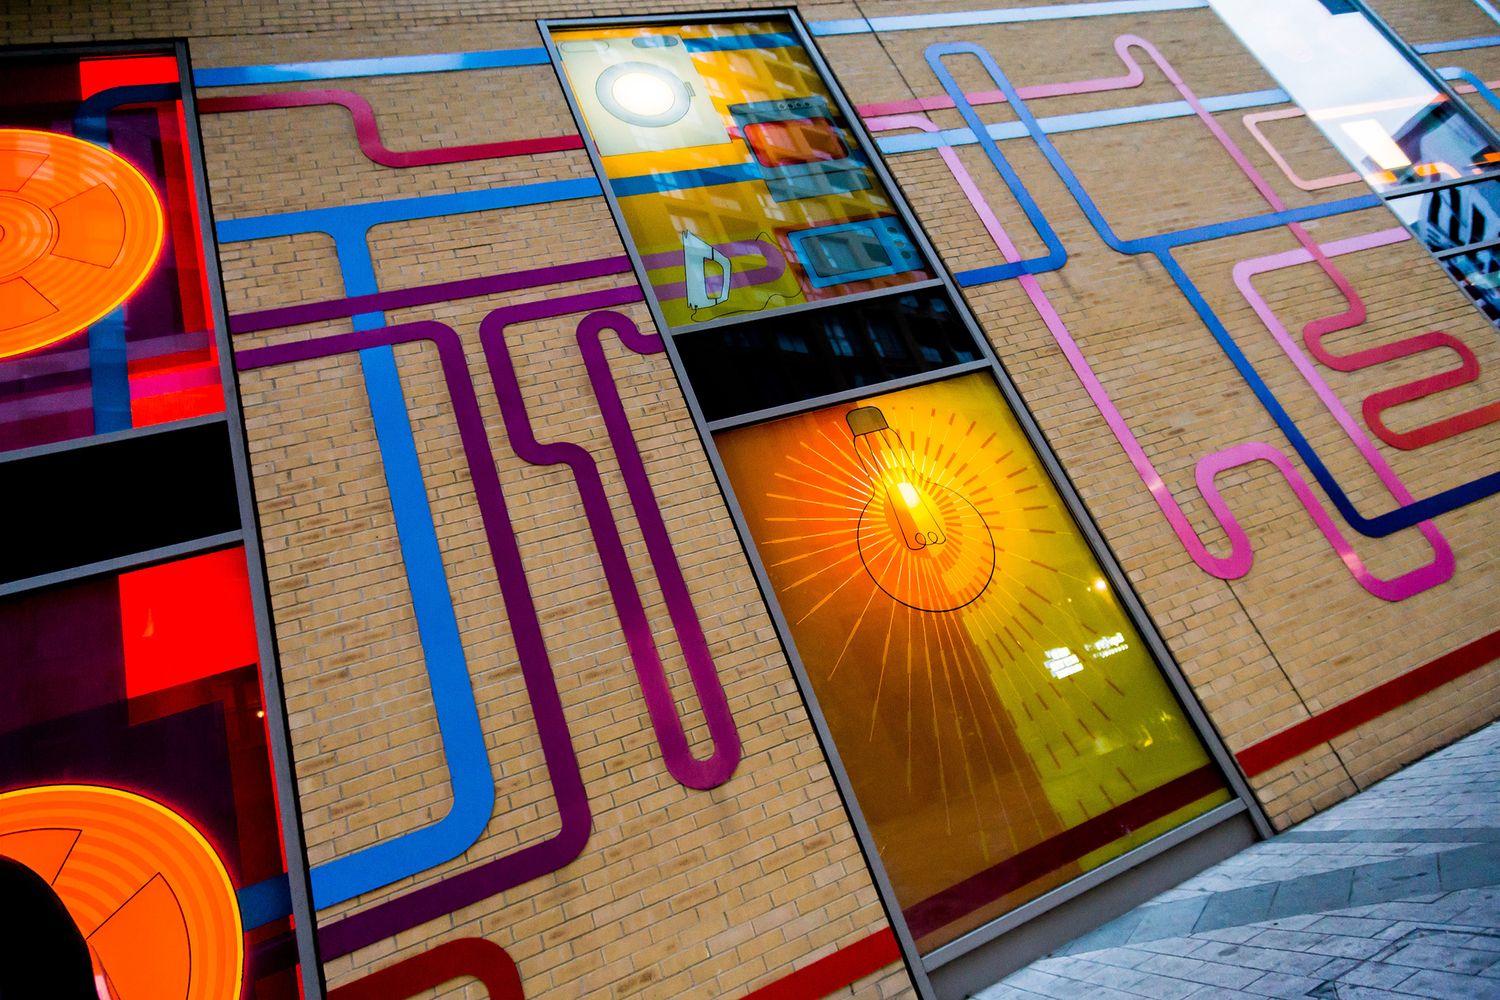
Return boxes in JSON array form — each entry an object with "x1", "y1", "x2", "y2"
[
  {"x1": 683, "y1": 32, "x2": 796, "y2": 51},
  {"x1": 875, "y1": 88, "x2": 1289, "y2": 154},
  {"x1": 218, "y1": 223, "x2": 500, "y2": 909},
  {"x1": 809, "y1": 18, "x2": 879, "y2": 35},
  {"x1": 812, "y1": 0, "x2": 1208, "y2": 35},
  {"x1": 193, "y1": 47, "x2": 550, "y2": 87},
  {"x1": 1415, "y1": 35, "x2": 1500, "y2": 54},
  {"x1": 1472, "y1": 0, "x2": 1500, "y2": 28}
]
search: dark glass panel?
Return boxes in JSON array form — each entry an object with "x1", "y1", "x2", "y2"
[
  {"x1": 0, "y1": 420, "x2": 240, "y2": 583},
  {"x1": 677, "y1": 289, "x2": 982, "y2": 421}
]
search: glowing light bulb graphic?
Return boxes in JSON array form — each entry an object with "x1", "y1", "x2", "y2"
[
  {"x1": 846, "y1": 405, "x2": 996, "y2": 612},
  {"x1": 850, "y1": 406, "x2": 946, "y2": 550}
]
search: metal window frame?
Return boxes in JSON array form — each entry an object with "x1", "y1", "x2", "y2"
[
  {"x1": 181, "y1": 37, "x2": 329, "y2": 999},
  {"x1": 1318, "y1": 1, "x2": 1500, "y2": 324},
  {"x1": 672, "y1": 276, "x2": 948, "y2": 336},
  {"x1": 538, "y1": 11, "x2": 1270, "y2": 997},
  {"x1": 1214, "y1": 0, "x2": 1500, "y2": 330},
  {"x1": 0, "y1": 39, "x2": 327, "y2": 999}
]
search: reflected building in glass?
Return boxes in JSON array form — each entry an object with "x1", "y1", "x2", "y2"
[{"x1": 1213, "y1": 0, "x2": 1500, "y2": 329}]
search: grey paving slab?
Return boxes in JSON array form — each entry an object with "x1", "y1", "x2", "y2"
[
  {"x1": 1348, "y1": 856, "x2": 1441, "y2": 905},
  {"x1": 1335, "y1": 961, "x2": 1418, "y2": 989},
  {"x1": 1267, "y1": 868, "x2": 1354, "y2": 918},
  {"x1": 1317, "y1": 987, "x2": 1414, "y2": 1000},
  {"x1": 1383, "y1": 939, "x2": 1497, "y2": 974},
  {"x1": 1436, "y1": 843, "x2": 1500, "y2": 891},
  {"x1": 1240, "y1": 970, "x2": 1326, "y2": 998},
  {"x1": 973, "y1": 721, "x2": 1500, "y2": 1000},
  {"x1": 1195, "y1": 882, "x2": 1278, "y2": 932},
  {"x1": 1134, "y1": 895, "x2": 1211, "y2": 941},
  {"x1": 1394, "y1": 968, "x2": 1500, "y2": 998},
  {"x1": 1279, "y1": 829, "x2": 1500, "y2": 844}
]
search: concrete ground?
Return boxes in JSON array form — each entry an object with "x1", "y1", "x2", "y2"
[{"x1": 975, "y1": 722, "x2": 1500, "y2": 1000}]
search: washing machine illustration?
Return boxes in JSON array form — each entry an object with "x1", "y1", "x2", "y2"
[{"x1": 557, "y1": 35, "x2": 732, "y2": 156}]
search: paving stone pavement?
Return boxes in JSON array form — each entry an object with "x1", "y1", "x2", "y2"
[{"x1": 973, "y1": 722, "x2": 1500, "y2": 1000}]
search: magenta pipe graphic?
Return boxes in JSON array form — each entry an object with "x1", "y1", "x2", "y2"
[
  {"x1": 234, "y1": 272, "x2": 740, "y2": 953},
  {"x1": 1231, "y1": 229, "x2": 1455, "y2": 598},
  {"x1": 478, "y1": 303, "x2": 741, "y2": 790},
  {"x1": 870, "y1": 33, "x2": 1454, "y2": 600},
  {"x1": 201, "y1": 89, "x2": 583, "y2": 167},
  {"x1": 238, "y1": 319, "x2": 593, "y2": 959}
]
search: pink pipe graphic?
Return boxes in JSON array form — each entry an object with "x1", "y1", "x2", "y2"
[
  {"x1": 868, "y1": 33, "x2": 1456, "y2": 600},
  {"x1": 1241, "y1": 76, "x2": 1500, "y2": 193}
]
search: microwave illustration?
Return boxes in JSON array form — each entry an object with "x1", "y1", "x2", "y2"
[{"x1": 784, "y1": 216, "x2": 923, "y2": 288}]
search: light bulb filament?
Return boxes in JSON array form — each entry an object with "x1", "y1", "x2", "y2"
[{"x1": 890, "y1": 479, "x2": 945, "y2": 550}]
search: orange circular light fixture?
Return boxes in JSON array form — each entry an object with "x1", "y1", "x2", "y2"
[
  {"x1": 0, "y1": 784, "x2": 244, "y2": 1000},
  {"x1": 0, "y1": 128, "x2": 165, "y2": 360}
]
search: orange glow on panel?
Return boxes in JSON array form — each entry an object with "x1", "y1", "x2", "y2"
[
  {"x1": 119, "y1": 547, "x2": 259, "y2": 700},
  {"x1": 0, "y1": 784, "x2": 244, "y2": 999},
  {"x1": 0, "y1": 129, "x2": 165, "y2": 360},
  {"x1": 743, "y1": 117, "x2": 847, "y2": 167},
  {"x1": 716, "y1": 373, "x2": 1229, "y2": 947}
]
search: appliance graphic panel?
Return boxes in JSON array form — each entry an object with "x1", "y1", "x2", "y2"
[
  {"x1": 558, "y1": 36, "x2": 731, "y2": 156},
  {"x1": 786, "y1": 216, "x2": 922, "y2": 288},
  {"x1": 730, "y1": 96, "x2": 869, "y2": 203},
  {"x1": 551, "y1": 19, "x2": 935, "y2": 329}
]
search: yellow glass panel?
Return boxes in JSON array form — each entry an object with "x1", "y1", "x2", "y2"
[{"x1": 716, "y1": 372, "x2": 1230, "y2": 950}]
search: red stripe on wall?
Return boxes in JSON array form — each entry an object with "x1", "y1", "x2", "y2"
[
  {"x1": 743, "y1": 632, "x2": 1500, "y2": 999},
  {"x1": 739, "y1": 928, "x2": 900, "y2": 1000},
  {"x1": 328, "y1": 938, "x2": 523, "y2": 1000},
  {"x1": 1236, "y1": 628, "x2": 1500, "y2": 777},
  {"x1": 902, "y1": 765, "x2": 1224, "y2": 939}
]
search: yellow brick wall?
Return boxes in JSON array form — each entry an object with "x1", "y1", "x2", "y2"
[{"x1": 9, "y1": 0, "x2": 1500, "y2": 996}]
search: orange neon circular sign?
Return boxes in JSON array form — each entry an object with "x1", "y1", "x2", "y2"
[
  {"x1": 0, "y1": 128, "x2": 165, "y2": 360},
  {"x1": 0, "y1": 784, "x2": 244, "y2": 999}
]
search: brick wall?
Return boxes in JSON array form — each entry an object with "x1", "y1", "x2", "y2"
[{"x1": 8, "y1": 0, "x2": 1499, "y2": 996}]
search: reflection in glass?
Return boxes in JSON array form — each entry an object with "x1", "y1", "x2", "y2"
[
  {"x1": 0, "y1": 51, "x2": 227, "y2": 454},
  {"x1": 716, "y1": 374, "x2": 1231, "y2": 952},
  {"x1": 554, "y1": 20, "x2": 934, "y2": 330},
  {"x1": 1388, "y1": 180, "x2": 1500, "y2": 254},
  {"x1": 1443, "y1": 248, "x2": 1500, "y2": 323},
  {"x1": 0, "y1": 549, "x2": 300, "y2": 996},
  {"x1": 1210, "y1": 0, "x2": 1500, "y2": 191},
  {"x1": 676, "y1": 289, "x2": 980, "y2": 421}
]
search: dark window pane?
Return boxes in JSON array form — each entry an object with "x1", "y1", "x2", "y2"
[
  {"x1": 676, "y1": 290, "x2": 982, "y2": 421},
  {"x1": 0, "y1": 420, "x2": 240, "y2": 583}
]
